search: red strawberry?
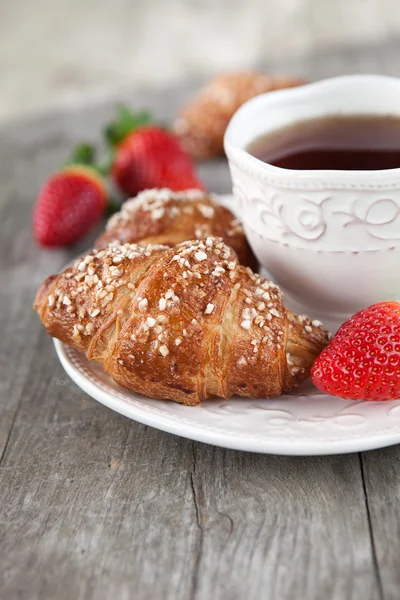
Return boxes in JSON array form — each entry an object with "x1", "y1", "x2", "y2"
[
  {"x1": 105, "y1": 106, "x2": 205, "y2": 196},
  {"x1": 311, "y1": 301, "x2": 400, "y2": 401},
  {"x1": 33, "y1": 145, "x2": 107, "y2": 247}
]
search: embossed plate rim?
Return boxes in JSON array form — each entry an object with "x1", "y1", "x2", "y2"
[{"x1": 54, "y1": 340, "x2": 400, "y2": 456}]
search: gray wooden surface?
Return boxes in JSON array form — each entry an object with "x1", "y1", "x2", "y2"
[
  {"x1": 3, "y1": 0, "x2": 400, "y2": 121},
  {"x1": 2, "y1": 43, "x2": 400, "y2": 600},
  {"x1": 6, "y1": 0, "x2": 400, "y2": 119}
]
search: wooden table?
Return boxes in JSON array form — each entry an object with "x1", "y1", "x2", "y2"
[{"x1": 2, "y1": 45, "x2": 400, "y2": 600}]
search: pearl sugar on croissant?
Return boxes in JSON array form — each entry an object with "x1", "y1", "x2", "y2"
[{"x1": 34, "y1": 237, "x2": 329, "y2": 405}]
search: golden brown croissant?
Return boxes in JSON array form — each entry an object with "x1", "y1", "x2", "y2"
[
  {"x1": 173, "y1": 71, "x2": 306, "y2": 159},
  {"x1": 95, "y1": 188, "x2": 256, "y2": 268},
  {"x1": 34, "y1": 237, "x2": 329, "y2": 405}
]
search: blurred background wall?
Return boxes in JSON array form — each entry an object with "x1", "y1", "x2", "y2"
[{"x1": 1, "y1": 0, "x2": 399, "y2": 122}]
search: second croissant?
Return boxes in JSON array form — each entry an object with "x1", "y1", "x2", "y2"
[{"x1": 95, "y1": 188, "x2": 256, "y2": 269}]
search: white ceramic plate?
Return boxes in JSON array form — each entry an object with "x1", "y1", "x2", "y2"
[
  {"x1": 52, "y1": 194, "x2": 400, "y2": 455},
  {"x1": 55, "y1": 339, "x2": 400, "y2": 455}
]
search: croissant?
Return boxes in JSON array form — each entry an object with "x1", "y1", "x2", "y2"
[
  {"x1": 95, "y1": 188, "x2": 256, "y2": 268},
  {"x1": 173, "y1": 71, "x2": 306, "y2": 159},
  {"x1": 34, "y1": 237, "x2": 329, "y2": 405}
]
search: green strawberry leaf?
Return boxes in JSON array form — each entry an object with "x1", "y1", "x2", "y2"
[
  {"x1": 64, "y1": 143, "x2": 115, "y2": 179},
  {"x1": 65, "y1": 143, "x2": 97, "y2": 167},
  {"x1": 104, "y1": 105, "x2": 153, "y2": 147}
]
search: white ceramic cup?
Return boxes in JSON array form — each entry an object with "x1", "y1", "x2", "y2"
[{"x1": 224, "y1": 74, "x2": 400, "y2": 331}]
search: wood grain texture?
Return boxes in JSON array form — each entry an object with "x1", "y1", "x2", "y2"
[
  {"x1": 190, "y1": 449, "x2": 379, "y2": 600},
  {"x1": 360, "y1": 449, "x2": 400, "y2": 600},
  {"x1": 1, "y1": 43, "x2": 400, "y2": 599}
]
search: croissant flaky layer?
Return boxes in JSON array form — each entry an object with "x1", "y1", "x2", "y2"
[
  {"x1": 34, "y1": 237, "x2": 329, "y2": 405},
  {"x1": 95, "y1": 188, "x2": 256, "y2": 269}
]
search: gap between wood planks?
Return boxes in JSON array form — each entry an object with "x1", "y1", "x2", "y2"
[
  {"x1": 359, "y1": 453, "x2": 384, "y2": 600},
  {"x1": 189, "y1": 443, "x2": 204, "y2": 600}
]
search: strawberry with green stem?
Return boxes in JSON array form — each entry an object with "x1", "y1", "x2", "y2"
[
  {"x1": 104, "y1": 105, "x2": 205, "y2": 197},
  {"x1": 33, "y1": 144, "x2": 110, "y2": 247}
]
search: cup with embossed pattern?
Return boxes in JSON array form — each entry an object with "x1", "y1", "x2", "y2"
[{"x1": 224, "y1": 74, "x2": 400, "y2": 330}]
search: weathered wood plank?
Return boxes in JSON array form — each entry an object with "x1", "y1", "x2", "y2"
[
  {"x1": 360, "y1": 448, "x2": 400, "y2": 600},
  {"x1": 0, "y1": 144, "x2": 85, "y2": 461},
  {"x1": 0, "y1": 335, "x2": 199, "y2": 600},
  {"x1": 191, "y1": 448, "x2": 380, "y2": 600}
]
